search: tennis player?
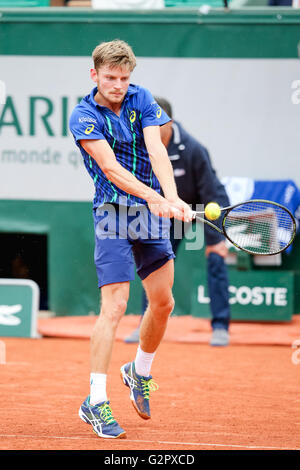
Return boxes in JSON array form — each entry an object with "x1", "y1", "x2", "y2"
[{"x1": 69, "y1": 40, "x2": 192, "y2": 439}]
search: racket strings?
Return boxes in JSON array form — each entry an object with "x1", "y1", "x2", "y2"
[{"x1": 223, "y1": 201, "x2": 295, "y2": 255}]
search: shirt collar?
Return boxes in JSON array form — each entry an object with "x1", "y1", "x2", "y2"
[{"x1": 89, "y1": 84, "x2": 138, "y2": 109}]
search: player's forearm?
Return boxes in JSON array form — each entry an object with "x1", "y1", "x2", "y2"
[
  {"x1": 105, "y1": 154, "x2": 192, "y2": 222},
  {"x1": 104, "y1": 160, "x2": 163, "y2": 205},
  {"x1": 148, "y1": 149, "x2": 178, "y2": 202},
  {"x1": 81, "y1": 139, "x2": 163, "y2": 205}
]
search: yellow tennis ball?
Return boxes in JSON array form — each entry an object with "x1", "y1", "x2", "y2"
[{"x1": 205, "y1": 202, "x2": 221, "y2": 220}]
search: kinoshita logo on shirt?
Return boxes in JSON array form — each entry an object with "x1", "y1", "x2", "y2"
[{"x1": 84, "y1": 124, "x2": 95, "y2": 135}]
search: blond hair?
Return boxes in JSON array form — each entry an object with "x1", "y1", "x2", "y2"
[{"x1": 92, "y1": 40, "x2": 136, "y2": 71}]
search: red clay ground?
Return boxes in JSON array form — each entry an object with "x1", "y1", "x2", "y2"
[{"x1": 0, "y1": 335, "x2": 299, "y2": 451}]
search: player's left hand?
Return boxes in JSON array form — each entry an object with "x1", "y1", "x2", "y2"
[
  {"x1": 205, "y1": 241, "x2": 228, "y2": 258},
  {"x1": 167, "y1": 197, "x2": 193, "y2": 223}
]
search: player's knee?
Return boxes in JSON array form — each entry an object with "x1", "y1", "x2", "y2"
[
  {"x1": 101, "y1": 298, "x2": 128, "y2": 326},
  {"x1": 151, "y1": 295, "x2": 174, "y2": 318},
  {"x1": 168, "y1": 296, "x2": 175, "y2": 315},
  {"x1": 112, "y1": 298, "x2": 128, "y2": 321}
]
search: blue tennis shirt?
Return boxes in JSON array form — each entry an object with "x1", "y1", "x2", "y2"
[{"x1": 69, "y1": 85, "x2": 171, "y2": 208}]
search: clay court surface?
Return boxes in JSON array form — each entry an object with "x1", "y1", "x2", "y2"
[{"x1": 1, "y1": 314, "x2": 300, "y2": 451}]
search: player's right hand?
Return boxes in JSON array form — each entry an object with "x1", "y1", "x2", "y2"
[
  {"x1": 147, "y1": 194, "x2": 192, "y2": 222},
  {"x1": 167, "y1": 197, "x2": 193, "y2": 223}
]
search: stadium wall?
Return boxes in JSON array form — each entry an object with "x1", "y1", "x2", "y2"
[{"x1": 0, "y1": 8, "x2": 300, "y2": 317}]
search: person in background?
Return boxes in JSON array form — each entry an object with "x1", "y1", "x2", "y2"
[{"x1": 125, "y1": 97, "x2": 231, "y2": 347}]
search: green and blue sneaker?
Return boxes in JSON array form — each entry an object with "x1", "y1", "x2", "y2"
[
  {"x1": 120, "y1": 362, "x2": 158, "y2": 420},
  {"x1": 79, "y1": 396, "x2": 126, "y2": 439}
]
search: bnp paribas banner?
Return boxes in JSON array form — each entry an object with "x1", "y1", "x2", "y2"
[
  {"x1": 0, "y1": 56, "x2": 300, "y2": 201},
  {"x1": 192, "y1": 270, "x2": 294, "y2": 322}
]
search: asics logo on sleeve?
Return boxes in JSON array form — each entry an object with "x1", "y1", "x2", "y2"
[
  {"x1": 156, "y1": 107, "x2": 162, "y2": 118},
  {"x1": 85, "y1": 124, "x2": 95, "y2": 135}
]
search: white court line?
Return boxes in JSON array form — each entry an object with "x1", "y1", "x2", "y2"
[{"x1": 0, "y1": 434, "x2": 298, "y2": 450}]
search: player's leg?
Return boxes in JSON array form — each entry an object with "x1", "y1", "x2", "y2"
[
  {"x1": 79, "y1": 281, "x2": 129, "y2": 439},
  {"x1": 139, "y1": 258, "x2": 175, "y2": 353},
  {"x1": 91, "y1": 281, "x2": 130, "y2": 375},
  {"x1": 139, "y1": 219, "x2": 181, "y2": 349},
  {"x1": 123, "y1": 290, "x2": 145, "y2": 343},
  {"x1": 124, "y1": 259, "x2": 174, "y2": 344},
  {"x1": 120, "y1": 259, "x2": 174, "y2": 419},
  {"x1": 79, "y1": 205, "x2": 134, "y2": 438},
  {"x1": 80, "y1": 281, "x2": 130, "y2": 439},
  {"x1": 120, "y1": 208, "x2": 175, "y2": 418},
  {"x1": 124, "y1": 219, "x2": 182, "y2": 344}
]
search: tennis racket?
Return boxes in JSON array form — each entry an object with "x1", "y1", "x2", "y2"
[{"x1": 191, "y1": 199, "x2": 296, "y2": 256}]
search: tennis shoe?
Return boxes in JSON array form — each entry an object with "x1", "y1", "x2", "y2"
[
  {"x1": 120, "y1": 361, "x2": 158, "y2": 419},
  {"x1": 79, "y1": 396, "x2": 126, "y2": 439},
  {"x1": 210, "y1": 328, "x2": 229, "y2": 347}
]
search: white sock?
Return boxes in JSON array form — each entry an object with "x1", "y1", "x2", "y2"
[
  {"x1": 90, "y1": 373, "x2": 107, "y2": 405},
  {"x1": 135, "y1": 345, "x2": 156, "y2": 377}
]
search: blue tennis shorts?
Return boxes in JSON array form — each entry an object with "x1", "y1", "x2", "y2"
[{"x1": 93, "y1": 203, "x2": 175, "y2": 288}]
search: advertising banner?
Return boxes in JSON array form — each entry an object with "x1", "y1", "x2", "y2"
[
  {"x1": 193, "y1": 270, "x2": 294, "y2": 321},
  {"x1": 0, "y1": 57, "x2": 300, "y2": 202},
  {"x1": 0, "y1": 279, "x2": 40, "y2": 337}
]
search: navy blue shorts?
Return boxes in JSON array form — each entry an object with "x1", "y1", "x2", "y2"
[{"x1": 93, "y1": 204, "x2": 175, "y2": 288}]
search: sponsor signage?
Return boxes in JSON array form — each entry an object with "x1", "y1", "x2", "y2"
[
  {"x1": 0, "y1": 279, "x2": 40, "y2": 337},
  {"x1": 192, "y1": 270, "x2": 294, "y2": 322},
  {"x1": 1, "y1": 56, "x2": 300, "y2": 202}
]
